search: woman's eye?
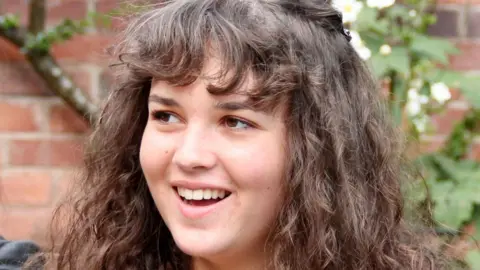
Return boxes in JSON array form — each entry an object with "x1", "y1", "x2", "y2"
[
  {"x1": 151, "y1": 111, "x2": 180, "y2": 123},
  {"x1": 223, "y1": 117, "x2": 252, "y2": 130}
]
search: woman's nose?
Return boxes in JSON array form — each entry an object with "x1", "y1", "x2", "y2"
[{"x1": 171, "y1": 125, "x2": 217, "y2": 172}]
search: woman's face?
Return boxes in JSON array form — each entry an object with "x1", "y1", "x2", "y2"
[{"x1": 139, "y1": 58, "x2": 286, "y2": 265}]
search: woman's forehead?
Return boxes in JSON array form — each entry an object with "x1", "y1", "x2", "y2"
[
  {"x1": 152, "y1": 54, "x2": 257, "y2": 91},
  {"x1": 150, "y1": 76, "x2": 254, "y2": 106}
]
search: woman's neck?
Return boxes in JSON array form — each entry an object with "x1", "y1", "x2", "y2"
[{"x1": 190, "y1": 251, "x2": 268, "y2": 270}]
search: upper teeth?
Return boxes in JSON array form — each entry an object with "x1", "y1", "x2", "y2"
[{"x1": 178, "y1": 188, "x2": 227, "y2": 200}]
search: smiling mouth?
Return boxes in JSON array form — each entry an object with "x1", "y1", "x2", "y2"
[{"x1": 175, "y1": 187, "x2": 232, "y2": 206}]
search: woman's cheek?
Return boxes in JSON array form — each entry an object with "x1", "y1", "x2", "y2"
[
  {"x1": 222, "y1": 138, "x2": 285, "y2": 188},
  {"x1": 139, "y1": 126, "x2": 175, "y2": 180}
]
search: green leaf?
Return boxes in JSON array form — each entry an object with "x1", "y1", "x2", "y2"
[
  {"x1": 458, "y1": 76, "x2": 480, "y2": 109},
  {"x1": 386, "y1": 5, "x2": 411, "y2": 18},
  {"x1": 429, "y1": 180, "x2": 474, "y2": 229},
  {"x1": 391, "y1": 75, "x2": 408, "y2": 125},
  {"x1": 361, "y1": 32, "x2": 385, "y2": 53},
  {"x1": 410, "y1": 34, "x2": 459, "y2": 64},
  {"x1": 0, "y1": 14, "x2": 20, "y2": 29},
  {"x1": 416, "y1": 154, "x2": 441, "y2": 180},
  {"x1": 367, "y1": 47, "x2": 410, "y2": 79},
  {"x1": 459, "y1": 175, "x2": 480, "y2": 204},
  {"x1": 355, "y1": 7, "x2": 379, "y2": 31},
  {"x1": 433, "y1": 193, "x2": 474, "y2": 229},
  {"x1": 430, "y1": 155, "x2": 463, "y2": 181},
  {"x1": 465, "y1": 250, "x2": 480, "y2": 270},
  {"x1": 387, "y1": 47, "x2": 410, "y2": 75},
  {"x1": 471, "y1": 207, "x2": 480, "y2": 242},
  {"x1": 369, "y1": 54, "x2": 389, "y2": 78},
  {"x1": 370, "y1": 20, "x2": 389, "y2": 35}
]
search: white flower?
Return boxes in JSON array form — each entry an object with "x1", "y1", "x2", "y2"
[
  {"x1": 409, "y1": 10, "x2": 417, "y2": 17},
  {"x1": 410, "y1": 78, "x2": 424, "y2": 89},
  {"x1": 367, "y1": 0, "x2": 395, "y2": 9},
  {"x1": 419, "y1": 95, "x2": 429, "y2": 104},
  {"x1": 430, "y1": 82, "x2": 451, "y2": 104},
  {"x1": 406, "y1": 88, "x2": 422, "y2": 116},
  {"x1": 332, "y1": 0, "x2": 363, "y2": 23},
  {"x1": 379, "y1": 44, "x2": 392, "y2": 55},
  {"x1": 406, "y1": 100, "x2": 422, "y2": 116},
  {"x1": 349, "y1": 31, "x2": 372, "y2": 60},
  {"x1": 356, "y1": 46, "x2": 372, "y2": 60},
  {"x1": 349, "y1": 31, "x2": 362, "y2": 47},
  {"x1": 412, "y1": 115, "x2": 429, "y2": 133},
  {"x1": 408, "y1": 88, "x2": 418, "y2": 100}
]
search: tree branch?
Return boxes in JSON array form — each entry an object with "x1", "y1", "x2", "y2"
[
  {"x1": 29, "y1": 0, "x2": 46, "y2": 34},
  {"x1": 0, "y1": 25, "x2": 98, "y2": 124},
  {"x1": 28, "y1": 53, "x2": 99, "y2": 125}
]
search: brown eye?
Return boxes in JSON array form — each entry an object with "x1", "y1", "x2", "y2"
[
  {"x1": 152, "y1": 111, "x2": 180, "y2": 123},
  {"x1": 224, "y1": 117, "x2": 252, "y2": 129}
]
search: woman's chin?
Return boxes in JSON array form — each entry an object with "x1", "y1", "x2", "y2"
[{"x1": 173, "y1": 234, "x2": 228, "y2": 259}]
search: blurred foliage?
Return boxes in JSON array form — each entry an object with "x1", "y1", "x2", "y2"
[{"x1": 336, "y1": 0, "x2": 480, "y2": 267}]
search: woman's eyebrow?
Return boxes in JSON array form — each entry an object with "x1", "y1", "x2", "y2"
[
  {"x1": 149, "y1": 94, "x2": 263, "y2": 112},
  {"x1": 214, "y1": 101, "x2": 258, "y2": 112},
  {"x1": 148, "y1": 94, "x2": 180, "y2": 107}
]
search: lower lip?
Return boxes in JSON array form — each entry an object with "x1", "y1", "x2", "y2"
[{"x1": 176, "y1": 190, "x2": 230, "y2": 219}]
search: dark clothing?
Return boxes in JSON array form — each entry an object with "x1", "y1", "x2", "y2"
[{"x1": 0, "y1": 236, "x2": 39, "y2": 270}]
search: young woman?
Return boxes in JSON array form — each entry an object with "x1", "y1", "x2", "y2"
[{"x1": 36, "y1": 0, "x2": 446, "y2": 269}]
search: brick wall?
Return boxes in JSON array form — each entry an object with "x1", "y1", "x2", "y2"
[
  {"x1": 0, "y1": 0, "x2": 117, "y2": 245},
  {"x1": 424, "y1": 0, "x2": 480, "y2": 157},
  {"x1": 0, "y1": 0, "x2": 479, "y2": 245}
]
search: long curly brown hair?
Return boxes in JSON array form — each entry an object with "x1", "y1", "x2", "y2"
[{"x1": 33, "y1": 0, "x2": 448, "y2": 269}]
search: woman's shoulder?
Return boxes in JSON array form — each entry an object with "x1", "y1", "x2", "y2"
[{"x1": 0, "y1": 236, "x2": 40, "y2": 270}]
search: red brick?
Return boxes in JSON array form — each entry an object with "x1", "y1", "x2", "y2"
[
  {"x1": 437, "y1": 0, "x2": 480, "y2": 3},
  {"x1": 50, "y1": 139, "x2": 84, "y2": 166},
  {"x1": 428, "y1": 8, "x2": 459, "y2": 38},
  {"x1": 437, "y1": 0, "x2": 467, "y2": 3},
  {"x1": 51, "y1": 34, "x2": 115, "y2": 64},
  {"x1": 467, "y1": 9, "x2": 480, "y2": 38},
  {"x1": 1, "y1": 0, "x2": 87, "y2": 26},
  {"x1": 419, "y1": 138, "x2": 446, "y2": 154},
  {"x1": 55, "y1": 170, "x2": 76, "y2": 202},
  {"x1": 0, "y1": 140, "x2": 4, "y2": 167},
  {"x1": 0, "y1": 171, "x2": 53, "y2": 206},
  {"x1": 96, "y1": 0, "x2": 119, "y2": 14},
  {"x1": 0, "y1": 0, "x2": 29, "y2": 25},
  {"x1": 46, "y1": 0, "x2": 87, "y2": 27},
  {"x1": 430, "y1": 106, "x2": 468, "y2": 135},
  {"x1": 0, "y1": 102, "x2": 38, "y2": 131},
  {"x1": 470, "y1": 141, "x2": 480, "y2": 161},
  {"x1": 450, "y1": 41, "x2": 480, "y2": 71},
  {"x1": 0, "y1": 208, "x2": 52, "y2": 242},
  {"x1": 449, "y1": 88, "x2": 464, "y2": 101},
  {"x1": 9, "y1": 138, "x2": 84, "y2": 166},
  {"x1": 95, "y1": 0, "x2": 129, "y2": 32},
  {"x1": 49, "y1": 104, "x2": 90, "y2": 133},
  {"x1": 0, "y1": 38, "x2": 26, "y2": 61},
  {"x1": 0, "y1": 63, "x2": 52, "y2": 95}
]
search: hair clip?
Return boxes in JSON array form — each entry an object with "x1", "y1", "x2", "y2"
[
  {"x1": 342, "y1": 28, "x2": 352, "y2": 42},
  {"x1": 334, "y1": 13, "x2": 352, "y2": 42}
]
